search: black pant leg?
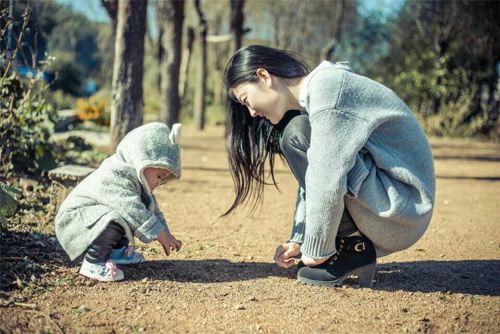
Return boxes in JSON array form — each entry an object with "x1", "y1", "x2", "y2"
[
  {"x1": 84, "y1": 222, "x2": 127, "y2": 263},
  {"x1": 114, "y1": 235, "x2": 129, "y2": 250}
]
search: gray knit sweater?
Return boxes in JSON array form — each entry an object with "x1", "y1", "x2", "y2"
[
  {"x1": 55, "y1": 122, "x2": 181, "y2": 260},
  {"x1": 289, "y1": 61, "x2": 435, "y2": 258}
]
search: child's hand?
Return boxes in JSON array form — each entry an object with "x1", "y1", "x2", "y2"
[
  {"x1": 156, "y1": 230, "x2": 182, "y2": 256},
  {"x1": 273, "y1": 242, "x2": 301, "y2": 268}
]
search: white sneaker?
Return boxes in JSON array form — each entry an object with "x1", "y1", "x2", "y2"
[
  {"x1": 79, "y1": 259, "x2": 124, "y2": 282},
  {"x1": 110, "y1": 246, "x2": 145, "y2": 265}
]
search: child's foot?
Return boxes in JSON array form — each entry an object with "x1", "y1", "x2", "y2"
[
  {"x1": 79, "y1": 259, "x2": 124, "y2": 282},
  {"x1": 110, "y1": 246, "x2": 145, "y2": 265}
]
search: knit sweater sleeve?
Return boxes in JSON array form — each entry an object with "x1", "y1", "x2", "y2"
[
  {"x1": 301, "y1": 70, "x2": 374, "y2": 259},
  {"x1": 287, "y1": 187, "x2": 306, "y2": 244}
]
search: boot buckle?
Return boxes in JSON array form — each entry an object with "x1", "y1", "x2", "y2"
[{"x1": 354, "y1": 242, "x2": 366, "y2": 252}]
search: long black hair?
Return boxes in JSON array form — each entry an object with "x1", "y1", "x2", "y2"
[{"x1": 222, "y1": 45, "x2": 309, "y2": 216}]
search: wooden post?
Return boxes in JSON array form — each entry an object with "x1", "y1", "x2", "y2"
[{"x1": 47, "y1": 165, "x2": 96, "y2": 216}]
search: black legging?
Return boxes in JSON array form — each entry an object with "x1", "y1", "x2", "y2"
[
  {"x1": 84, "y1": 222, "x2": 129, "y2": 263},
  {"x1": 277, "y1": 112, "x2": 358, "y2": 237}
]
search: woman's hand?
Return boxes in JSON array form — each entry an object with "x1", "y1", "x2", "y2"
[
  {"x1": 301, "y1": 255, "x2": 328, "y2": 267},
  {"x1": 274, "y1": 242, "x2": 301, "y2": 268},
  {"x1": 156, "y1": 230, "x2": 182, "y2": 256}
]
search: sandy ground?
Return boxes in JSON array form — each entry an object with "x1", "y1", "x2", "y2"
[{"x1": 1, "y1": 126, "x2": 499, "y2": 333}]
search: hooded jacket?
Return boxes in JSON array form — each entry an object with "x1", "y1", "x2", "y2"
[{"x1": 55, "y1": 122, "x2": 181, "y2": 260}]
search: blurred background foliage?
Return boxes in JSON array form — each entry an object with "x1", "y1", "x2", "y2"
[
  {"x1": 1, "y1": 0, "x2": 499, "y2": 179},
  {"x1": 372, "y1": 1, "x2": 499, "y2": 138},
  {"x1": 4, "y1": 0, "x2": 499, "y2": 133},
  {"x1": 1, "y1": 0, "x2": 109, "y2": 180}
]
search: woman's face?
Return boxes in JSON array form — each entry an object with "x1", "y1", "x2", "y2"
[{"x1": 231, "y1": 69, "x2": 288, "y2": 124}]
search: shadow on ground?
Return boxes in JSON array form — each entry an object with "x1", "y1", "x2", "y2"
[
  {"x1": 124, "y1": 258, "x2": 293, "y2": 283},
  {"x1": 0, "y1": 231, "x2": 70, "y2": 291},
  {"x1": 436, "y1": 175, "x2": 500, "y2": 182},
  {"x1": 375, "y1": 260, "x2": 500, "y2": 296},
  {"x1": 3, "y1": 232, "x2": 498, "y2": 297},
  {"x1": 125, "y1": 258, "x2": 500, "y2": 297},
  {"x1": 433, "y1": 155, "x2": 500, "y2": 162}
]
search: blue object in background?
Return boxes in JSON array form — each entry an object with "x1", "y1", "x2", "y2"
[
  {"x1": 85, "y1": 79, "x2": 98, "y2": 97},
  {"x1": 16, "y1": 66, "x2": 55, "y2": 83}
]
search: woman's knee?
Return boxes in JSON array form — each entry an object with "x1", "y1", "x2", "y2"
[{"x1": 279, "y1": 115, "x2": 311, "y2": 156}]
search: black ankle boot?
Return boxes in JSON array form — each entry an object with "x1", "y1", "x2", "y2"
[{"x1": 297, "y1": 236, "x2": 377, "y2": 288}]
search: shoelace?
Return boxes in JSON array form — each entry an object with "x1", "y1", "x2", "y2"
[
  {"x1": 328, "y1": 240, "x2": 345, "y2": 265},
  {"x1": 124, "y1": 246, "x2": 134, "y2": 257},
  {"x1": 105, "y1": 261, "x2": 118, "y2": 277}
]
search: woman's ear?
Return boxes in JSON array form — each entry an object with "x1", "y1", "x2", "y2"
[{"x1": 256, "y1": 68, "x2": 272, "y2": 87}]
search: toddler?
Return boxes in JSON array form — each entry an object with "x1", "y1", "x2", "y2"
[{"x1": 55, "y1": 122, "x2": 182, "y2": 282}]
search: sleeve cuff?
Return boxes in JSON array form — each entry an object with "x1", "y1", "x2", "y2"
[
  {"x1": 300, "y1": 232, "x2": 338, "y2": 259},
  {"x1": 135, "y1": 216, "x2": 166, "y2": 243}
]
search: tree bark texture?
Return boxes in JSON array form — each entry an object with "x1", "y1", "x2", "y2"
[
  {"x1": 156, "y1": 3, "x2": 164, "y2": 92},
  {"x1": 101, "y1": 0, "x2": 118, "y2": 37},
  {"x1": 230, "y1": 0, "x2": 245, "y2": 52},
  {"x1": 159, "y1": 0, "x2": 184, "y2": 126},
  {"x1": 179, "y1": 26, "x2": 195, "y2": 101},
  {"x1": 194, "y1": 0, "x2": 207, "y2": 131},
  {"x1": 321, "y1": 0, "x2": 345, "y2": 61},
  {"x1": 110, "y1": 0, "x2": 147, "y2": 150}
]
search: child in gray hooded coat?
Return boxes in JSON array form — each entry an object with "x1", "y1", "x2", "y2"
[{"x1": 55, "y1": 122, "x2": 182, "y2": 282}]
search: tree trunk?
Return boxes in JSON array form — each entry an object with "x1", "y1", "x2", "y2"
[
  {"x1": 230, "y1": 0, "x2": 245, "y2": 52},
  {"x1": 159, "y1": 0, "x2": 184, "y2": 126},
  {"x1": 101, "y1": 0, "x2": 118, "y2": 37},
  {"x1": 194, "y1": 0, "x2": 207, "y2": 131},
  {"x1": 110, "y1": 0, "x2": 147, "y2": 150},
  {"x1": 212, "y1": 42, "x2": 230, "y2": 106},
  {"x1": 272, "y1": 5, "x2": 281, "y2": 48},
  {"x1": 179, "y1": 26, "x2": 195, "y2": 102},
  {"x1": 156, "y1": 2, "x2": 164, "y2": 92},
  {"x1": 485, "y1": 60, "x2": 500, "y2": 134},
  {"x1": 294, "y1": 0, "x2": 307, "y2": 53},
  {"x1": 321, "y1": 0, "x2": 345, "y2": 61}
]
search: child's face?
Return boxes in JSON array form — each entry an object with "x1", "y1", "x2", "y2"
[{"x1": 143, "y1": 167, "x2": 172, "y2": 191}]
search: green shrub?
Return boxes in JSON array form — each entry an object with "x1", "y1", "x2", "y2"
[
  {"x1": 0, "y1": 7, "x2": 57, "y2": 178},
  {"x1": 0, "y1": 67, "x2": 58, "y2": 177},
  {"x1": 417, "y1": 90, "x2": 496, "y2": 140},
  {"x1": 47, "y1": 89, "x2": 76, "y2": 110},
  {"x1": 0, "y1": 182, "x2": 22, "y2": 230}
]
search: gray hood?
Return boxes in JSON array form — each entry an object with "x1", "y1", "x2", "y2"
[{"x1": 116, "y1": 122, "x2": 181, "y2": 195}]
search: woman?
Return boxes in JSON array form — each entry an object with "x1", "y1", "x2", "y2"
[{"x1": 223, "y1": 45, "x2": 435, "y2": 287}]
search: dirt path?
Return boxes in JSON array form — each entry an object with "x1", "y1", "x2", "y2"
[{"x1": 1, "y1": 126, "x2": 499, "y2": 333}]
